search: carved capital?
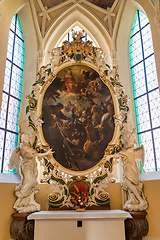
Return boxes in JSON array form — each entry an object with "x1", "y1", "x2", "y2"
[
  {"x1": 10, "y1": 213, "x2": 34, "y2": 240},
  {"x1": 125, "y1": 211, "x2": 149, "y2": 240}
]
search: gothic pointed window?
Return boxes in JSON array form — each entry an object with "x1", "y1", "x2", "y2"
[
  {"x1": 129, "y1": 10, "x2": 160, "y2": 172},
  {"x1": 0, "y1": 14, "x2": 25, "y2": 173}
]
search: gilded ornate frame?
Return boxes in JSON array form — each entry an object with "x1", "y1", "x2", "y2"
[{"x1": 26, "y1": 32, "x2": 129, "y2": 209}]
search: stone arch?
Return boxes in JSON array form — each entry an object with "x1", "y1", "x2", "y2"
[
  {"x1": 115, "y1": 0, "x2": 160, "y2": 125},
  {"x1": 0, "y1": 2, "x2": 37, "y2": 109},
  {"x1": 17, "y1": 3, "x2": 38, "y2": 99},
  {"x1": 43, "y1": 5, "x2": 111, "y2": 65},
  {"x1": 54, "y1": 21, "x2": 100, "y2": 48}
]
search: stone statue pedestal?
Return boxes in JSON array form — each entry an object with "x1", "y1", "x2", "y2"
[
  {"x1": 125, "y1": 211, "x2": 149, "y2": 240},
  {"x1": 10, "y1": 213, "x2": 34, "y2": 240}
]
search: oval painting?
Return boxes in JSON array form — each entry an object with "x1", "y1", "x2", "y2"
[{"x1": 42, "y1": 65, "x2": 115, "y2": 171}]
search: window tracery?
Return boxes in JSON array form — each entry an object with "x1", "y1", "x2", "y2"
[
  {"x1": 0, "y1": 14, "x2": 24, "y2": 173},
  {"x1": 130, "y1": 10, "x2": 160, "y2": 172}
]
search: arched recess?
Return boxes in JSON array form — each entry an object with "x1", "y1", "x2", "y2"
[
  {"x1": 43, "y1": 6, "x2": 111, "y2": 65},
  {"x1": 17, "y1": 3, "x2": 38, "y2": 103},
  {"x1": 0, "y1": 2, "x2": 27, "y2": 111},
  {"x1": 0, "y1": 2, "x2": 37, "y2": 175},
  {"x1": 116, "y1": 0, "x2": 160, "y2": 126},
  {"x1": 0, "y1": 2, "x2": 37, "y2": 108},
  {"x1": 54, "y1": 21, "x2": 100, "y2": 48}
]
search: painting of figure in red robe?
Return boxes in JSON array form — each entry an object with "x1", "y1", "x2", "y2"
[{"x1": 42, "y1": 65, "x2": 115, "y2": 171}]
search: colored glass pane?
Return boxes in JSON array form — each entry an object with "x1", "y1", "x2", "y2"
[
  {"x1": 0, "y1": 14, "x2": 24, "y2": 173},
  {"x1": 129, "y1": 11, "x2": 159, "y2": 172}
]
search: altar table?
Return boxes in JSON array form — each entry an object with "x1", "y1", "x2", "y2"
[{"x1": 28, "y1": 210, "x2": 131, "y2": 240}]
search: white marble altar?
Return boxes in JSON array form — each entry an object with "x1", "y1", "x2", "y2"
[{"x1": 28, "y1": 210, "x2": 131, "y2": 240}]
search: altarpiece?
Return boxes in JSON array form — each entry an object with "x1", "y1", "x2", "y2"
[{"x1": 9, "y1": 30, "x2": 148, "y2": 214}]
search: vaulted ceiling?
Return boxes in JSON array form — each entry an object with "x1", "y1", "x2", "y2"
[
  {"x1": 41, "y1": 0, "x2": 115, "y2": 9},
  {"x1": 31, "y1": 0, "x2": 119, "y2": 43}
]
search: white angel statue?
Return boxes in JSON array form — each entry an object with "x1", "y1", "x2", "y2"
[
  {"x1": 104, "y1": 129, "x2": 148, "y2": 211},
  {"x1": 119, "y1": 131, "x2": 148, "y2": 211},
  {"x1": 9, "y1": 133, "x2": 52, "y2": 213}
]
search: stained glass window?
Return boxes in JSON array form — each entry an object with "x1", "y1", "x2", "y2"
[
  {"x1": 58, "y1": 26, "x2": 97, "y2": 47},
  {"x1": 129, "y1": 10, "x2": 160, "y2": 172},
  {"x1": 0, "y1": 14, "x2": 24, "y2": 173}
]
